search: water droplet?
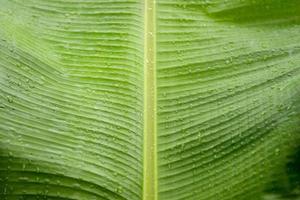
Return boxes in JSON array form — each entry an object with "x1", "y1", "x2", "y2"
[{"x1": 7, "y1": 96, "x2": 13, "y2": 103}]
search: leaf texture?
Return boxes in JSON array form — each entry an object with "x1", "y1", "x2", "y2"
[
  {"x1": 157, "y1": 0, "x2": 300, "y2": 199},
  {"x1": 0, "y1": 0, "x2": 300, "y2": 200},
  {"x1": 0, "y1": 0, "x2": 144, "y2": 199}
]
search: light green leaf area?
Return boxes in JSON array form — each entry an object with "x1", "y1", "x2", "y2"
[
  {"x1": 0, "y1": 0, "x2": 144, "y2": 199},
  {"x1": 157, "y1": 0, "x2": 300, "y2": 199},
  {"x1": 0, "y1": 0, "x2": 300, "y2": 200}
]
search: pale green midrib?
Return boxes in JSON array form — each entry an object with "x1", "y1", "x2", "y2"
[{"x1": 143, "y1": 0, "x2": 157, "y2": 199}]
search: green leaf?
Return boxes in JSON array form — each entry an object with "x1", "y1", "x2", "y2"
[{"x1": 0, "y1": 0, "x2": 300, "y2": 200}]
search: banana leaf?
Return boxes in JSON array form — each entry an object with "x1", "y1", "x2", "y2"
[{"x1": 0, "y1": 0, "x2": 300, "y2": 199}]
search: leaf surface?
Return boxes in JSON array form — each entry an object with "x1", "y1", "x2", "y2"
[{"x1": 0, "y1": 0, "x2": 300, "y2": 200}]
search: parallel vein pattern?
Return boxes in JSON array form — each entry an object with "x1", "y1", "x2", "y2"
[
  {"x1": 156, "y1": 0, "x2": 300, "y2": 199},
  {"x1": 0, "y1": 0, "x2": 144, "y2": 199},
  {"x1": 1, "y1": 0, "x2": 300, "y2": 200}
]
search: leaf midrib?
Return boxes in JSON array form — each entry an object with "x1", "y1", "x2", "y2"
[{"x1": 143, "y1": 0, "x2": 157, "y2": 199}]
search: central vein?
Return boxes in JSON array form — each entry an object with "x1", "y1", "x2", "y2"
[{"x1": 143, "y1": 0, "x2": 157, "y2": 199}]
